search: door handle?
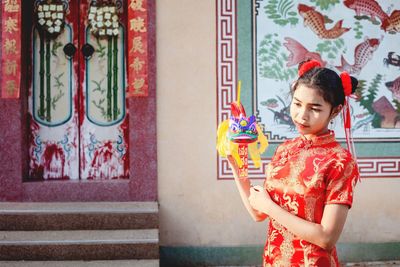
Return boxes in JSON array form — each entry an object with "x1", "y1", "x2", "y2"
[
  {"x1": 81, "y1": 43, "x2": 95, "y2": 59},
  {"x1": 63, "y1": 43, "x2": 77, "y2": 58}
]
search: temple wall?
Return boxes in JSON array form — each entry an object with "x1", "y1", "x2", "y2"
[{"x1": 156, "y1": 0, "x2": 400, "y2": 250}]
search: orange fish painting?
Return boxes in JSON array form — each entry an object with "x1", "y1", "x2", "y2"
[
  {"x1": 382, "y1": 10, "x2": 400, "y2": 33},
  {"x1": 336, "y1": 38, "x2": 380, "y2": 75},
  {"x1": 344, "y1": 0, "x2": 388, "y2": 23},
  {"x1": 298, "y1": 4, "x2": 350, "y2": 39},
  {"x1": 283, "y1": 37, "x2": 326, "y2": 67}
]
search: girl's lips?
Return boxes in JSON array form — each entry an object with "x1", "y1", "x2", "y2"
[{"x1": 295, "y1": 122, "x2": 309, "y2": 129}]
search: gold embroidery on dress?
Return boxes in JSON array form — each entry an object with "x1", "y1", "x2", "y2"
[
  {"x1": 300, "y1": 240, "x2": 318, "y2": 267},
  {"x1": 262, "y1": 133, "x2": 354, "y2": 266},
  {"x1": 283, "y1": 190, "x2": 299, "y2": 215},
  {"x1": 304, "y1": 197, "x2": 317, "y2": 221},
  {"x1": 279, "y1": 229, "x2": 295, "y2": 266}
]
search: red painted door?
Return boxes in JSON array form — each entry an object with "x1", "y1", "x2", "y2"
[{"x1": 28, "y1": 0, "x2": 129, "y2": 180}]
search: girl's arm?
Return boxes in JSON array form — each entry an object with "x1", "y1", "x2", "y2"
[
  {"x1": 227, "y1": 156, "x2": 268, "y2": 222},
  {"x1": 249, "y1": 186, "x2": 348, "y2": 250}
]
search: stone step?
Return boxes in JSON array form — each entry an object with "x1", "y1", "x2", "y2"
[
  {"x1": 0, "y1": 202, "x2": 158, "y2": 230},
  {"x1": 0, "y1": 229, "x2": 159, "y2": 261},
  {"x1": 0, "y1": 260, "x2": 159, "y2": 267}
]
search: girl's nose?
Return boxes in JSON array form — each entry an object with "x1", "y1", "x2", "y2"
[{"x1": 298, "y1": 108, "x2": 308, "y2": 122}]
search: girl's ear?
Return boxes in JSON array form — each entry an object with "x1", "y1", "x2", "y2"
[{"x1": 331, "y1": 105, "x2": 343, "y2": 119}]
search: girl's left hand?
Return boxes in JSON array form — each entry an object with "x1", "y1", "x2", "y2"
[{"x1": 248, "y1": 185, "x2": 272, "y2": 213}]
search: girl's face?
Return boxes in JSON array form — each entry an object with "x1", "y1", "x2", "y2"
[{"x1": 290, "y1": 84, "x2": 334, "y2": 139}]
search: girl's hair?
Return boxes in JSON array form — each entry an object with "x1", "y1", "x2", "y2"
[{"x1": 291, "y1": 60, "x2": 358, "y2": 109}]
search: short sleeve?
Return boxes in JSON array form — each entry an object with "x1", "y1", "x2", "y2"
[{"x1": 325, "y1": 152, "x2": 359, "y2": 208}]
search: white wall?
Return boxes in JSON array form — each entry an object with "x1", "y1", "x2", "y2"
[{"x1": 156, "y1": 0, "x2": 400, "y2": 247}]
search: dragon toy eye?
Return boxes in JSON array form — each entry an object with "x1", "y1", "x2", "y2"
[{"x1": 230, "y1": 122, "x2": 239, "y2": 133}]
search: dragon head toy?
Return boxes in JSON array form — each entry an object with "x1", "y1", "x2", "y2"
[
  {"x1": 229, "y1": 113, "x2": 258, "y2": 144},
  {"x1": 217, "y1": 81, "x2": 268, "y2": 169}
]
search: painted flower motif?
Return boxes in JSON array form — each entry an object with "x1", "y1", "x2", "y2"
[
  {"x1": 88, "y1": 3, "x2": 120, "y2": 37},
  {"x1": 36, "y1": 1, "x2": 65, "y2": 37}
]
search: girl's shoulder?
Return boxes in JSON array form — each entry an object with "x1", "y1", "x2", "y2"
[{"x1": 329, "y1": 142, "x2": 355, "y2": 162}]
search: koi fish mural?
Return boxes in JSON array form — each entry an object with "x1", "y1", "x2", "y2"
[
  {"x1": 385, "y1": 76, "x2": 400, "y2": 101},
  {"x1": 344, "y1": 0, "x2": 388, "y2": 23},
  {"x1": 381, "y1": 10, "x2": 400, "y2": 33},
  {"x1": 283, "y1": 37, "x2": 326, "y2": 67},
  {"x1": 298, "y1": 4, "x2": 350, "y2": 39},
  {"x1": 336, "y1": 38, "x2": 380, "y2": 75}
]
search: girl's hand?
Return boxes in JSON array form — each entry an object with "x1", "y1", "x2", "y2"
[{"x1": 248, "y1": 185, "x2": 272, "y2": 214}]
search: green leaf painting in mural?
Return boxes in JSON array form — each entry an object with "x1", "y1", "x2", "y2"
[
  {"x1": 51, "y1": 90, "x2": 65, "y2": 111},
  {"x1": 316, "y1": 38, "x2": 345, "y2": 59},
  {"x1": 310, "y1": 0, "x2": 339, "y2": 10},
  {"x1": 354, "y1": 21, "x2": 363, "y2": 39},
  {"x1": 393, "y1": 99, "x2": 400, "y2": 114},
  {"x1": 264, "y1": 0, "x2": 299, "y2": 27},
  {"x1": 51, "y1": 73, "x2": 65, "y2": 111},
  {"x1": 357, "y1": 75, "x2": 383, "y2": 127},
  {"x1": 95, "y1": 38, "x2": 106, "y2": 59},
  {"x1": 92, "y1": 98, "x2": 107, "y2": 119},
  {"x1": 54, "y1": 73, "x2": 64, "y2": 89},
  {"x1": 51, "y1": 41, "x2": 63, "y2": 57},
  {"x1": 354, "y1": 15, "x2": 380, "y2": 25},
  {"x1": 258, "y1": 33, "x2": 296, "y2": 81},
  {"x1": 92, "y1": 79, "x2": 106, "y2": 94}
]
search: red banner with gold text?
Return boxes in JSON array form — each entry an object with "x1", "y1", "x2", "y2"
[
  {"x1": 1, "y1": 0, "x2": 21, "y2": 99},
  {"x1": 127, "y1": 0, "x2": 148, "y2": 97}
]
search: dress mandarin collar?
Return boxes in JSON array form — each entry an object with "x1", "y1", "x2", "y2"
[{"x1": 297, "y1": 130, "x2": 336, "y2": 148}]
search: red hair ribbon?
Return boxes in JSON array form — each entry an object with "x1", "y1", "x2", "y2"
[
  {"x1": 298, "y1": 60, "x2": 321, "y2": 77},
  {"x1": 340, "y1": 72, "x2": 352, "y2": 97},
  {"x1": 340, "y1": 72, "x2": 358, "y2": 165}
]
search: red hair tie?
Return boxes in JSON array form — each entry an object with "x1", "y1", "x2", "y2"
[
  {"x1": 340, "y1": 72, "x2": 352, "y2": 96},
  {"x1": 340, "y1": 72, "x2": 358, "y2": 169},
  {"x1": 298, "y1": 60, "x2": 321, "y2": 77}
]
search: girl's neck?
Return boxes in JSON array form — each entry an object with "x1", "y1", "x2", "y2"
[{"x1": 302, "y1": 129, "x2": 330, "y2": 140}]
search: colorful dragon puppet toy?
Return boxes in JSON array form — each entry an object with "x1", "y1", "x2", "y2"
[{"x1": 217, "y1": 81, "x2": 268, "y2": 177}]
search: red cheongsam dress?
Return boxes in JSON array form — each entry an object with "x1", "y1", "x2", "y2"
[{"x1": 263, "y1": 131, "x2": 359, "y2": 267}]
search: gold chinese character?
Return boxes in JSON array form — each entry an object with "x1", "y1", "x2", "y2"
[
  {"x1": 130, "y1": 36, "x2": 145, "y2": 54},
  {"x1": 130, "y1": 17, "x2": 146, "y2": 32},
  {"x1": 132, "y1": 78, "x2": 145, "y2": 94},
  {"x1": 130, "y1": 57, "x2": 144, "y2": 73},
  {"x1": 5, "y1": 80, "x2": 17, "y2": 95},
  {"x1": 3, "y1": 39, "x2": 17, "y2": 55},
  {"x1": 5, "y1": 0, "x2": 20, "y2": 12},
  {"x1": 5, "y1": 17, "x2": 18, "y2": 33},
  {"x1": 4, "y1": 60, "x2": 17, "y2": 76},
  {"x1": 129, "y1": 0, "x2": 145, "y2": 11}
]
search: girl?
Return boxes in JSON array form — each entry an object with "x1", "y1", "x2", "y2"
[{"x1": 227, "y1": 60, "x2": 359, "y2": 266}]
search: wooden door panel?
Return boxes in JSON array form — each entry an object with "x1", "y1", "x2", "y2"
[
  {"x1": 80, "y1": 0, "x2": 129, "y2": 179},
  {"x1": 28, "y1": 0, "x2": 129, "y2": 180},
  {"x1": 28, "y1": 1, "x2": 79, "y2": 180}
]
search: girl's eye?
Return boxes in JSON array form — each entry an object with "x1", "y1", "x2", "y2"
[
  {"x1": 294, "y1": 102, "x2": 301, "y2": 107},
  {"x1": 311, "y1": 108, "x2": 321, "y2": 112}
]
